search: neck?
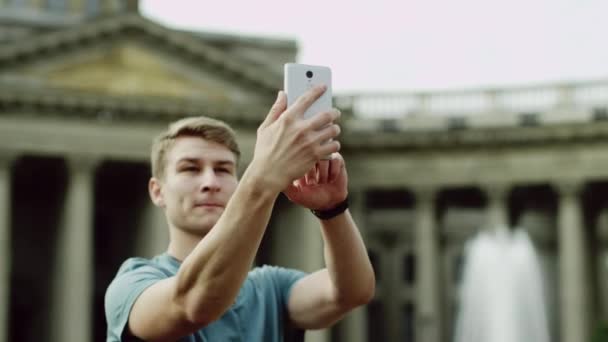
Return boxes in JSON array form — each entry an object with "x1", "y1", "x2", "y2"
[{"x1": 166, "y1": 225, "x2": 207, "y2": 261}]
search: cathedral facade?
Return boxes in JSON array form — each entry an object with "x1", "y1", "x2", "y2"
[{"x1": 1, "y1": 1, "x2": 607, "y2": 342}]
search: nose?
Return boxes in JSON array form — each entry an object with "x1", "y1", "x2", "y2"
[{"x1": 199, "y1": 168, "x2": 221, "y2": 193}]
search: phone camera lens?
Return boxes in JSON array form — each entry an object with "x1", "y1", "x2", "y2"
[{"x1": 306, "y1": 71, "x2": 313, "y2": 78}]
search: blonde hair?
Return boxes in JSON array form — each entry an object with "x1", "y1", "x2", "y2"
[{"x1": 151, "y1": 116, "x2": 241, "y2": 179}]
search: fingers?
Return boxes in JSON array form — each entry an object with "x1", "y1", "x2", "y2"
[
  {"x1": 317, "y1": 160, "x2": 330, "y2": 184},
  {"x1": 318, "y1": 140, "x2": 341, "y2": 159},
  {"x1": 285, "y1": 85, "x2": 327, "y2": 119},
  {"x1": 328, "y1": 155, "x2": 342, "y2": 183},
  {"x1": 305, "y1": 167, "x2": 316, "y2": 185},
  {"x1": 298, "y1": 152, "x2": 343, "y2": 187},
  {"x1": 313, "y1": 123, "x2": 341, "y2": 144},
  {"x1": 308, "y1": 109, "x2": 341, "y2": 130},
  {"x1": 302, "y1": 161, "x2": 328, "y2": 185},
  {"x1": 304, "y1": 156, "x2": 342, "y2": 185},
  {"x1": 261, "y1": 91, "x2": 287, "y2": 128},
  {"x1": 284, "y1": 180, "x2": 300, "y2": 197}
]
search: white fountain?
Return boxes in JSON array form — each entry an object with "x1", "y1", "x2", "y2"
[{"x1": 454, "y1": 227, "x2": 550, "y2": 342}]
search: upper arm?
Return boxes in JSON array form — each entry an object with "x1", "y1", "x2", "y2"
[
  {"x1": 287, "y1": 269, "x2": 350, "y2": 330},
  {"x1": 128, "y1": 277, "x2": 203, "y2": 341},
  {"x1": 104, "y1": 268, "x2": 197, "y2": 342}
]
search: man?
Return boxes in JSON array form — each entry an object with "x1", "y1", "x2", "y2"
[{"x1": 105, "y1": 85, "x2": 375, "y2": 341}]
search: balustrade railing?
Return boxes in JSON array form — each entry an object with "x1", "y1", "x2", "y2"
[{"x1": 335, "y1": 79, "x2": 608, "y2": 118}]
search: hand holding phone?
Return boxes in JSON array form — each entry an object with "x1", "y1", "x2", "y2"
[
  {"x1": 284, "y1": 63, "x2": 333, "y2": 119},
  {"x1": 284, "y1": 63, "x2": 334, "y2": 160}
]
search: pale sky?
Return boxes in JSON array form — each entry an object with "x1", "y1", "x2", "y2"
[{"x1": 141, "y1": 0, "x2": 608, "y2": 94}]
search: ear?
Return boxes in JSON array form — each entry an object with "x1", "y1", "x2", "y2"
[{"x1": 149, "y1": 177, "x2": 166, "y2": 208}]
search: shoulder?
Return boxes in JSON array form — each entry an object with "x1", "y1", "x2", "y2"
[
  {"x1": 106, "y1": 256, "x2": 174, "y2": 304},
  {"x1": 104, "y1": 256, "x2": 174, "y2": 341}
]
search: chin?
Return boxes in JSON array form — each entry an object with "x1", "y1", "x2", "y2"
[
  {"x1": 190, "y1": 217, "x2": 219, "y2": 234},
  {"x1": 173, "y1": 211, "x2": 221, "y2": 236},
  {"x1": 180, "y1": 223, "x2": 212, "y2": 237}
]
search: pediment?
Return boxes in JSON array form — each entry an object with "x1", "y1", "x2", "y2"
[
  {"x1": 12, "y1": 43, "x2": 231, "y2": 102},
  {"x1": 0, "y1": 14, "x2": 281, "y2": 108}
]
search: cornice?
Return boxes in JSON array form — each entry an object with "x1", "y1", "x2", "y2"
[
  {"x1": 341, "y1": 120, "x2": 608, "y2": 151},
  {"x1": 3, "y1": 82, "x2": 608, "y2": 146},
  {"x1": 0, "y1": 84, "x2": 266, "y2": 127}
]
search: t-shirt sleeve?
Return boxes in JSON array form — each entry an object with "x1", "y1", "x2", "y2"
[
  {"x1": 104, "y1": 261, "x2": 167, "y2": 342},
  {"x1": 263, "y1": 266, "x2": 307, "y2": 308},
  {"x1": 263, "y1": 266, "x2": 307, "y2": 339}
]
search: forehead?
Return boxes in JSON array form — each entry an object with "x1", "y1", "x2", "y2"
[{"x1": 166, "y1": 136, "x2": 236, "y2": 165}]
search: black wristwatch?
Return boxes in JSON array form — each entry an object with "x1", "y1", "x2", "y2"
[{"x1": 310, "y1": 197, "x2": 349, "y2": 220}]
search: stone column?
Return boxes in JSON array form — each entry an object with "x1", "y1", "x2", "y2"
[
  {"x1": 50, "y1": 156, "x2": 98, "y2": 342},
  {"x1": 413, "y1": 187, "x2": 441, "y2": 342},
  {"x1": 271, "y1": 200, "x2": 328, "y2": 342},
  {"x1": 597, "y1": 211, "x2": 608, "y2": 323},
  {"x1": 555, "y1": 181, "x2": 589, "y2": 342},
  {"x1": 602, "y1": 249, "x2": 608, "y2": 321},
  {"x1": 0, "y1": 154, "x2": 16, "y2": 342},
  {"x1": 336, "y1": 190, "x2": 367, "y2": 342},
  {"x1": 135, "y1": 200, "x2": 169, "y2": 258},
  {"x1": 297, "y1": 208, "x2": 328, "y2": 342},
  {"x1": 484, "y1": 183, "x2": 510, "y2": 230}
]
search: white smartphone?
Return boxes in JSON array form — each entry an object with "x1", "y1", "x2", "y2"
[{"x1": 284, "y1": 63, "x2": 332, "y2": 119}]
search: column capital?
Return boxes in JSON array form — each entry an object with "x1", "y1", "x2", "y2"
[
  {"x1": 553, "y1": 179, "x2": 585, "y2": 198},
  {"x1": 480, "y1": 182, "x2": 511, "y2": 201},
  {"x1": 0, "y1": 151, "x2": 19, "y2": 169},
  {"x1": 411, "y1": 185, "x2": 437, "y2": 204},
  {"x1": 64, "y1": 155, "x2": 101, "y2": 174},
  {"x1": 480, "y1": 182, "x2": 511, "y2": 230}
]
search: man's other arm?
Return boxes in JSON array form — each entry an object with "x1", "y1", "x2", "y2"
[{"x1": 288, "y1": 209, "x2": 375, "y2": 329}]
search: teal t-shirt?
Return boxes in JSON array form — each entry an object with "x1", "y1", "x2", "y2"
[{"x1": 105, "y1": 253, "x2": 306, "y2": 342}]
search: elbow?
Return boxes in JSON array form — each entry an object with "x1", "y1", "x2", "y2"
[
  {"x1": 185, "y1": 305, "x2": 221, "y2": 327},
  {"x1": 179, "y1": 291, "x2": 227, "y2": 327},
  {"x1": 356, "y1": 275, "x2": 376, "y2": 306},
  {"x1": 173, "y1": 280, "x2": 228, "y2": 327},
  {"x1": 352, "y1": 266, "x2": 376, "y2": 307},
  {"x1": 173, "y1": 264, "x2": 233, "y2": 327},
  {"x1": 337, "y1": 275, "x2": 376, "y2": 310}
]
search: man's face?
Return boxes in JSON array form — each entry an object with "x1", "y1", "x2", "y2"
[{"x1": 153, "y1": 136, "x2": 238, "y2": 235}]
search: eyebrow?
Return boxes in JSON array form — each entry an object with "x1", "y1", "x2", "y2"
[{"x1": 176, "y1": 158, "x2": 235, "y2": 166}]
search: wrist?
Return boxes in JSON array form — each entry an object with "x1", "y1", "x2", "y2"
[
  {"x1": 240, "y1": 164, "x2": 282, "y2": 200},
  {"x1": 311, "y1": 197, "x2": 349, "y2": 220}
]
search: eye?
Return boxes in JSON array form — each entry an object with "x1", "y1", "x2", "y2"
[
  {"x1": 215, "y1": 168, "x2": 230, "y2": 174},
  {"x1": 180, "y1": 166, "x2": 200, "y2": 173}
]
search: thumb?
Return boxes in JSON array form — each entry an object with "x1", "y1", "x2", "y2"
[
  {"x1": 283, "y1": 181, "x2": 302, "y2": 202},
  {"x1": 262, "y1": 91, "x2": 287, "y2": 127}
]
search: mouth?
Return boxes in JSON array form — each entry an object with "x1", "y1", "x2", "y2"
[{"x1": 194, "y1": 203, "x2": 224, "y2": 209}]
